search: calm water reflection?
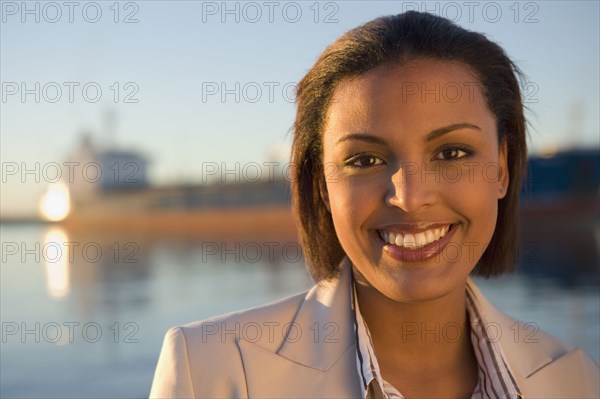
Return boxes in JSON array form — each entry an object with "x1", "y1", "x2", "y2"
[{"x1": 1, "y1": 224, "x2": 598, "y2": 398}]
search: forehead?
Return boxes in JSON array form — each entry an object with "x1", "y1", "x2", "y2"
[{"x1": 324, "y1": 59, "x2": 495, "y2": 136}]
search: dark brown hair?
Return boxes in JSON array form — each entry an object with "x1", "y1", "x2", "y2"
[{"x1": 291, "y1": 11, "x2": 528, "y2": 281}]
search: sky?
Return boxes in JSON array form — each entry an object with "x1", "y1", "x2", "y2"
[{"x1": 1, "y1": 0, "x2": 599, "y2": 217}]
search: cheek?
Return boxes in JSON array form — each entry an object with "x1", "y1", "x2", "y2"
[
  {"x1": 442, "y1": 167, "x2": 500, "y2": 228},
  {"x1": 327, "y1": 178, "x2": 379, "y2": 231},
  {"x1": 327, "y1": 182, "x2": 359, "y2": 227}
]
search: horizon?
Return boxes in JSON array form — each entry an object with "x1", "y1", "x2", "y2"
[{"x1": 2, "y1": 1, "x2": 599, "y2": 217}]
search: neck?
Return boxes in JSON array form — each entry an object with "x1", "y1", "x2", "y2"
[{"x1": 353, "y1": 270, "x2": 473, "y2": 372}]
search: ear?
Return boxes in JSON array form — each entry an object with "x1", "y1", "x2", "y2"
[
  {"x1": 497, "y1": 139, "x2": 509, "y2": 199},
  {"x1": 319, "y1": 178, "x2": 331, "y2": 212}
]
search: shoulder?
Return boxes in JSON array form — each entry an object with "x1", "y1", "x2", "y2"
[
  {"x1": 502, "y1": 311, "x2": 599, "y2": 398},
  {"x1": 150, "y1": 290, "x2": 310, "y2": 398},
  {"x1": 468, "y1": 279, "x2": 599, "y2": 397},
  {"x1": 179, "y1": 290, "x2": 308, "y2": 349}
]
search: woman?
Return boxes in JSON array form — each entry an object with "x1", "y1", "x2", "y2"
[{"x1": 150, "y1": 11, "x2": 599, "y2": 398}]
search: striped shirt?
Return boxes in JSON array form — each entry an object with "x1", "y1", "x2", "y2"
[{"x1": 351, "y1": 275, "x2": 523, "y2": 399}]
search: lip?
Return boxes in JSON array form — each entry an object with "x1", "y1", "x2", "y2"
[{"x1": 376, "y1": 223, "x2": 458, "y2": 263}]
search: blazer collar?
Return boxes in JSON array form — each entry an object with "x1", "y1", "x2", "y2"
[
  {"x1": 236, "y1": 257, "x2": 362, "y2": 398},
  {"x1": 276, "y1": 256, "x2": 356, "y2": 371},
  {"x1": 465, "y1": 278, "x2": 559, "y2": 379}
]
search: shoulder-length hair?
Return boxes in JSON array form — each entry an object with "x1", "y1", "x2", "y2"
[{"x1": 291, "y1": 11, "x2": 528, "y2": 281}]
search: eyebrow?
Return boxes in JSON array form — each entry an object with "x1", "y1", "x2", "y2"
[
  {"x1": 336, "y1": 123, "x2": 481, "y2": 144},
  {"x1": 426, "y1": 123, "x2": 481, "y2": 141}
]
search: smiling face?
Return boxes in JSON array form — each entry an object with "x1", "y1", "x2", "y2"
[{"x1": 320, "y1": 58, "x2": 509, "y2": 302}]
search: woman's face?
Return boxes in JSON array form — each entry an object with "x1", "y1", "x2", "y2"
[{"x1": 321, "y1": 59, "x2": 509, "y2": 302}]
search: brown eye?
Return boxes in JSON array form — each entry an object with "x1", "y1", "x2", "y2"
[
  {"x1": 436, "y1": 147, "x2": 470, "y2": 160},
  {"x1": 349, "y1": 155, "x2": 384, "y2": 168}
]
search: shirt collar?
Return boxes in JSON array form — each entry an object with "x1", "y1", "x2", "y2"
[{"x1": 350, "y1": 271, "x2": 523, "y2": 399}]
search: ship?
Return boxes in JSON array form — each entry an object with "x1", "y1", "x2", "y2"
[{"x1": 52, "y1": 135, "x2": 297, "y2": 241}]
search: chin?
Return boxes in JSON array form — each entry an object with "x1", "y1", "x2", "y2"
[{"x1": 372, "y1": 261, "x2": 467, "y2": 303}]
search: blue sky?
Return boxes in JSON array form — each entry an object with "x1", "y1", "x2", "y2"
[{"x1": 1, "y1": 0, "x2": 599, "y2": 216}]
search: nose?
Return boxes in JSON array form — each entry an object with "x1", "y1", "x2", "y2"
[{"x1": 385, "y1": 163, "x2": 438, "y2": 212}]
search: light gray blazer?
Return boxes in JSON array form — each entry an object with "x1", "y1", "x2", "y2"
[{"x1": 150, "y1": 258, "x2": 599, "y2": 398}]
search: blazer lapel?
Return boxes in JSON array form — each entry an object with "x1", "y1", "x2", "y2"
[
  {"x1": 238, "y1": 339, "x2": 360, "y2": 398},
  {"x1": 518, "y1": 348, "x2": 600, "y2": 398},
  {"x1": 237, "y1": 258, "x2": 362, "y2": 398},
  {"x1": 468, "y1": 278, "x2": 599, "y2": 398},
  {"x1": 467, "y1": 280, "x2": 555, "y2": 378}
]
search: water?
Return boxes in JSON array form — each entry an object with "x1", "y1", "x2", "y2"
[{"x1": 1, "y1": 224, "x2": 598, "y2": 398}]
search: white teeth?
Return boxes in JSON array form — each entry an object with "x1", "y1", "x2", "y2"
[
  {"x1": 394, "y1": 233, "x2": 402, "y2": 246},
  {"x1": 437, "y1": 226, "x2": 449, "y2": 239},
  {"x1": 380, "y1": 225, "x2": 452, "y2": 249},
  {"x1": 415, "y1": 232, "x2": 427, "y2": 247},
  {"x1": 425, "y1": 230, "x2": 435, "y2": 243},
  {"x1": 403, "y1": 233, "x2": 416, "y2": 248}
]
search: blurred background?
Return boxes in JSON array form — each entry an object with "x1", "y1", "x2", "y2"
[{"x1": 1, "y1": 1, "x2": 599, "y2": 397}]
